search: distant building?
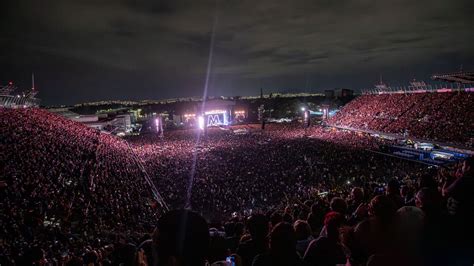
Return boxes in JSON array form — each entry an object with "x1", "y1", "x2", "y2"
[
  {"x1": 324, "y1": 89, "x2": 353, "y2": 98},
  {"x1": 47, "y1": 107, "x2": 132, "y2": 134},
  {"x1": 335, "y1": 88, "x2": 354, "y2": 98},
  {"x1": 325, "y1": 90, "x2": 335, "y2": 98}
]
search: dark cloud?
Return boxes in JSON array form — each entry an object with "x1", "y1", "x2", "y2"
[
  {"x1": 125, "y1": 0, "x2": 177, "y2": 15},
  {"x1": 0, "y1": 0, "x2": 473, "y2": 105}
]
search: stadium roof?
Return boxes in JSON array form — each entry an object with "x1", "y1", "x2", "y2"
[{"x1": 431, "y1": 71, "x2": 474, "y2": 84}]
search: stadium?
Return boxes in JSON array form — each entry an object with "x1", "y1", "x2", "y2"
[{"x1": 1, "y1": 70, "x2": 473, "y2": 265}]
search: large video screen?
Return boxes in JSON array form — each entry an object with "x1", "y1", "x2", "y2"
[{"x1": 205, "y1": 112, "x2": 228, "y2": 127}]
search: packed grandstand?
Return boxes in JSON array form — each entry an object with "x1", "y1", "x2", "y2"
[
  {"x1": 1, "y1": 90, "x2": 473, "y2": 265},
  {"x1": 328, "y1": 91, "x2": 474, "y2": 145}
]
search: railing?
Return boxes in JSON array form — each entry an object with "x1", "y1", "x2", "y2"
[
  {"x1": 125, "y1": 142, "x2": 170, "y2": 212},
  {"x1": 361, "y1": 83, "x2": 474, "y2": 95},
  {"x1": 0, "y1": 95, "x2": 40, "y2": 108}
]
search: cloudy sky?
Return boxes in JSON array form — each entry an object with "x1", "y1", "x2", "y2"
[{"x1": 1, "y1": 0, "x2": 473, "y2": 105}]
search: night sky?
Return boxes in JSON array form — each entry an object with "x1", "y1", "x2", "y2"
[{"x1": 1, "y1": 0, "x2": 473, "y2": 105}]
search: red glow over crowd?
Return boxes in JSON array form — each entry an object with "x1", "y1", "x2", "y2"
[
  {"x1": 1, "y1": 105, "x2": 473, "y2": 265},
  {"x1": 328, "y1": 92, "x2": 474, "y2": 145}
]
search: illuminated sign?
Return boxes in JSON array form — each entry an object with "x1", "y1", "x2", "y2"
[
  {"x1": 197, "y1": 110, "x2": 229, "y2": 128},
  {"x1": 207, "y1": 114, "x2": 222, "y2": 126},
  {"x1": 205, "y1": 112, "x2": 228, "y2": 127}
]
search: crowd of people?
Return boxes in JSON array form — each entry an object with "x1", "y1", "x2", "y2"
[
  {"x1": 126, "y1": 124, "x2": 410, "y2": 220},
  {"x1": 1, "y1": 108, "x2": 160, "y2": 265},
  {"x1": 1, "y1": 107, "x2": 473, "y2": 265},
  {"x1": 328, "y1": 91, "x2": 474, "y2": 145}
]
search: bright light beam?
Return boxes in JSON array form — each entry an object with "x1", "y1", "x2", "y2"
[
  {"x1": 186, "y1": 0, "x2": 219, "y2": 209},
  {"x1": 197, "y1": 116, "x2": 205, "y2": 130}
]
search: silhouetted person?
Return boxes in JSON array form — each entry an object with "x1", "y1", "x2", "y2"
[
  {"x1": 441, "y1": 157, "x2": 474, "y2": 264},
  {"x1": 416, "y1": 187, "x2": 449, "y2": 266},
  {"x1": 307, "y1": 202, "x2": 325, "y2": 236},
  {"x1": 252, "y1": 222, "x2": 305, "y2": 266},
  {"x1": 293, "y1": 220, "x2": 313, "y2": 257},
  {"x1": 237, "y1": 214, "x2": 269, "y2": 266},
  {"x1": 350, "y1": 195, "x2": 397, "y2": 265},
  {"x1": 156, "y1": 209, "x2": 210, "y2": 266},
  {"x1": 226, "y1": 222, "x2": 245, "y2": 253},
  {"x1": 400, "y1": 185, "x2": 415, "y2": 206},
  {"x1": 386, "y1": 179, "x2": 404, "y2": 210},
  {"x1": 270, "y1": 211, "x2": 283, "y2": 228},
  {"x1": 304, "y1": 212, "x2": 346, "y2": 266},
  {"x1": 319, "y1": 197, "x2": 347, "y2": 237},
  {"x1": 347, "y1": 187, "x2": 367, "y2": 225},
  {"x1": 347, "y1": 187, "x2": 364, "y2": 214}
]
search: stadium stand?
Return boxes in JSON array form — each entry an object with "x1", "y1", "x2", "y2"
[{"x1": 328, "y1": 91, "x2": 474, "y2": 145}]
